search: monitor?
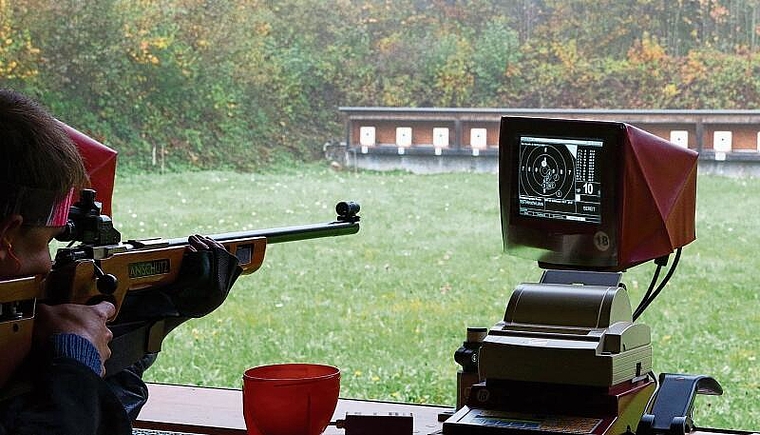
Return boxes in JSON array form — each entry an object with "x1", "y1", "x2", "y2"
[{"x1": 499, "y1": 116, "x2": 698, "y2": 271}]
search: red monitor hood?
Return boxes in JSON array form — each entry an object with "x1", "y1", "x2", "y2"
[
  {"x1": 59, "y1": 122, "x2": 117, "y2": 218},
  {"x1": 619, "y1": 124, "x2": 698, "y2": 269}
]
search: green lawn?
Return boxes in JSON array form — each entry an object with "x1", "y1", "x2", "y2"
[{"x1": 109, "y1": 166, "x2": 759, "y2": 431}]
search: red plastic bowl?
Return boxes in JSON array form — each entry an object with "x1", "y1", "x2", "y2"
[{"x1": 243, "y1": 363, "x2": 340, "y2": 435}]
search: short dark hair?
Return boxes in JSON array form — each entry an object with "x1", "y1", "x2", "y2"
[{"x1": 0, "y1": 89, "x2": 88, "y2": 207}]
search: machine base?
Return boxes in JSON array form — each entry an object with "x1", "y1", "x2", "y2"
[{"x1": 443, "y1": 378, "x2": 655, "y2": 435}]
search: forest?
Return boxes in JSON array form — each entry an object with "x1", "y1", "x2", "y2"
[{"x1": 2, "y1": 0, "x2": 760, "y2": 170}]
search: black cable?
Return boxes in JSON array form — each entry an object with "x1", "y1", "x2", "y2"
[
  {"x1": 633, "y1": 260, "x2": 663, "y2": 320},
  {"x1": 633, "y1": 255, "x2": 667, "y2": 319},
  {"x1": 633, "y1": 248, "x2": 682, "y2": 321},
  {"x1": 647, "y1": 248, "x2": 682, "y2": 306}
]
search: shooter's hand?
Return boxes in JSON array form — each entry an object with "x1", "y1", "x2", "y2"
[
  {"x1": 167, "y1": 234, "x2": 243, "y2": 318},
  {"x1": 34, "y1": 301, "x2": 116, "y2": 376},
  {"x1": 187, "y1": 233, "x2": 224, "y2": 253}
]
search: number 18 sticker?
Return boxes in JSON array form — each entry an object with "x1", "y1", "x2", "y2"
[{"x1": 594, "y1": 231, "x2": 611, "y2": 252}]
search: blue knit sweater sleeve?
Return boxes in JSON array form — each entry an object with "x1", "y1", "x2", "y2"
[{"x1": 48, "y1": 333, "x2": 102, "y2": 375}]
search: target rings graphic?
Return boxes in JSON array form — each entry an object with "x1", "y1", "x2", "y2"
[{"x1": 520, "y1": 145, "x2": 574, "y2": 199}]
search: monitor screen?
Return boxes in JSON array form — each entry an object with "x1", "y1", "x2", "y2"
[
  {"x1": 500, "y1": 116, "x2": 697, "y2": 271},
  {"x1": 517, "y1": 135, "x2": 603, "y2": 224}
]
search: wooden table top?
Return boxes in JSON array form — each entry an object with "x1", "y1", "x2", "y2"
[
  {"x1": 134, "y1": 383, "x2": 450, "y2": 435},
  {"x1": 134, "y1": 383, "x2": 757, "y2": 435}
]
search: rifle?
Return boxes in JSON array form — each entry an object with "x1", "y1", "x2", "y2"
[{"x1": 0, "y1": 189, "x2": 360, "y2": 385}]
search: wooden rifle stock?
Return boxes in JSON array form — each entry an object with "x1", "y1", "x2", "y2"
[
  {"x1": 0, "y1": 201, "x2": 359, "y2": 386},
  {"x1": 0, "y1": 276, "x2": 43, "y2": 388}
]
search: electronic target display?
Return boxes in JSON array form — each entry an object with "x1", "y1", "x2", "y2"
[
  {"x1": 517, "y1": 136, "x2": 603, "y2": 224},
  {"x1": 500, "y1": 116, "x2": 697, "y2": 271}
]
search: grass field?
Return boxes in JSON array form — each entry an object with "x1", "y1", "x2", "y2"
[{"x1": 109, "y1": 166, "x2": 759, "y2": 430}]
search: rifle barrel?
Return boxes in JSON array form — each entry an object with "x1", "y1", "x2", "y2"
[{"x1": 165, "y1": 220, "x2": 360, "y2": 247}]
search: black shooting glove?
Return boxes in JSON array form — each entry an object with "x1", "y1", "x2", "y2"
[{"x1": 166, "y1": 245, "x2": 243, "y2": 318}]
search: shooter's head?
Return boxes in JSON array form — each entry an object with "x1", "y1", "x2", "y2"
[
  {"x1": 499, "y1": 116, "x2": 698, "y2": 272},
  {"x1": 0, "y1": 89, "x2": 89, "y2": 277}
]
